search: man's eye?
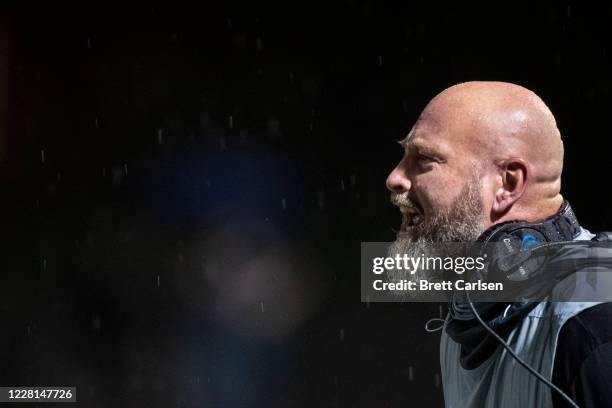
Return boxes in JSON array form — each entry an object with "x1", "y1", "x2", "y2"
[{"x1": 416, "y1": 155, "x2": 436, "y2": 165}]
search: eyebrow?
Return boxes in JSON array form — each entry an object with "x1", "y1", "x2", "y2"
[{"x1": 398, "y1": 139, "x2": 443, "y2": 158}]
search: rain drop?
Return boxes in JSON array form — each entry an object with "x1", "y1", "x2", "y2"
[
  {"x1": 281, "y1": 197, "x2": 287, "y2": 211},
  {"x1": 157, "y1": 128, "x2": 163, "y2": 145},
  {"x1": 40, "y1": 149, "x2": 45, "y2": 164}
]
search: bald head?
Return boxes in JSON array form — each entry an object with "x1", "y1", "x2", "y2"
[
  {"x1": 388, "y1": 81, "x2": 565, "y2": 231},
  {"x1": 427, "y1": 81, "x2": 563, "y2": 181}
]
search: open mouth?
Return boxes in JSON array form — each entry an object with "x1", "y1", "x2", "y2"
[{"x1": 399, "y1": 205, "x2": 423, "y2": 230}]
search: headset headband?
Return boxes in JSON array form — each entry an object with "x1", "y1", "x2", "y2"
[{"x1": 477, "y1": 201, "x2": 581, "y2": 245}]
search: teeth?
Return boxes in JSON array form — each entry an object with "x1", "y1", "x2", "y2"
[
  {"x1": 398, "y1": 205, "x2": 422, "y2": 232},
  {"x1": 400, "y1": 206, "x2": 418, "y2": 215}
]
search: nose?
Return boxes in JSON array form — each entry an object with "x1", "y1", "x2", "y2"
[{"x1": 386, "y1": 164, "x2": 411, "y2": 193}]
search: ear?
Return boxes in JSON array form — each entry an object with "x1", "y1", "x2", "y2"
[{"x1": 491, "y1": 158, "x2": 528, "y2": 216}]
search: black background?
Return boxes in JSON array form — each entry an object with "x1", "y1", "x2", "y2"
[{"x1": 1, "y1": 2, "x2": 611, "y2": 407}]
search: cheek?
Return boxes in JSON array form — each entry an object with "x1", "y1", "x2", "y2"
[
  {"x1": 478, "y1": 175, "x2": 498, "y2": 209},
  {"x1": 413, "y1": 175, "x2": 459, "y2": 211}
]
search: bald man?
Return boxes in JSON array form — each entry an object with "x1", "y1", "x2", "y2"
[{"x1": 386, "y1": 81, "x2": 612, "y2": 407}]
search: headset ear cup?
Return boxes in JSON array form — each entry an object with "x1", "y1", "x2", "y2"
[
  {"x1": 478, "y1": 220, "x2": 527, "y2": 245},
  {"x1": 471, "y1": 201, "x2": 581, "y2": 296},
  {"x1": 476, "y1": 221, "x2": 525, "y2": 282},
  {"x1": 478, "y1": 225, "x2": 548, "y2": 284},
  {"x1": 483, "y1": 233, "x2": 523, "y2": 284}
]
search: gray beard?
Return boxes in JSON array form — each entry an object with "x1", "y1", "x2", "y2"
[{"x1": 387, "y1": 176, "x2": 485, "y2": 299}]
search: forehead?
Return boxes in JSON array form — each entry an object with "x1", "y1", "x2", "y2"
[
  {"x1": 400, "y1": 125, "x2": 452, "y2": 155},
  {"x1": 401, "y1": 108, "x2": 477, "y2": 155}
]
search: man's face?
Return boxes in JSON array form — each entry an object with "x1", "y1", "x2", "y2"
[
  {"x1": 385, "y1": 114, "x2": 488, "y2": 295},
  {"x1": 386, "y1": 113, "x2": 487, "y2": 243}
]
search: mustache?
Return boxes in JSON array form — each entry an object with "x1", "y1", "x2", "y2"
[{"x1": 389, "y1": 192, "x2": 419, "y2": 212}]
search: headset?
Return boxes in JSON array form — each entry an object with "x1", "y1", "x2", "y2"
[
  {"x1": 477, "y1": 200, "x2": 581, "y2": 279},
  {"x1": 450, "y1": 202, "x2": 612, "y2": 408}
]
